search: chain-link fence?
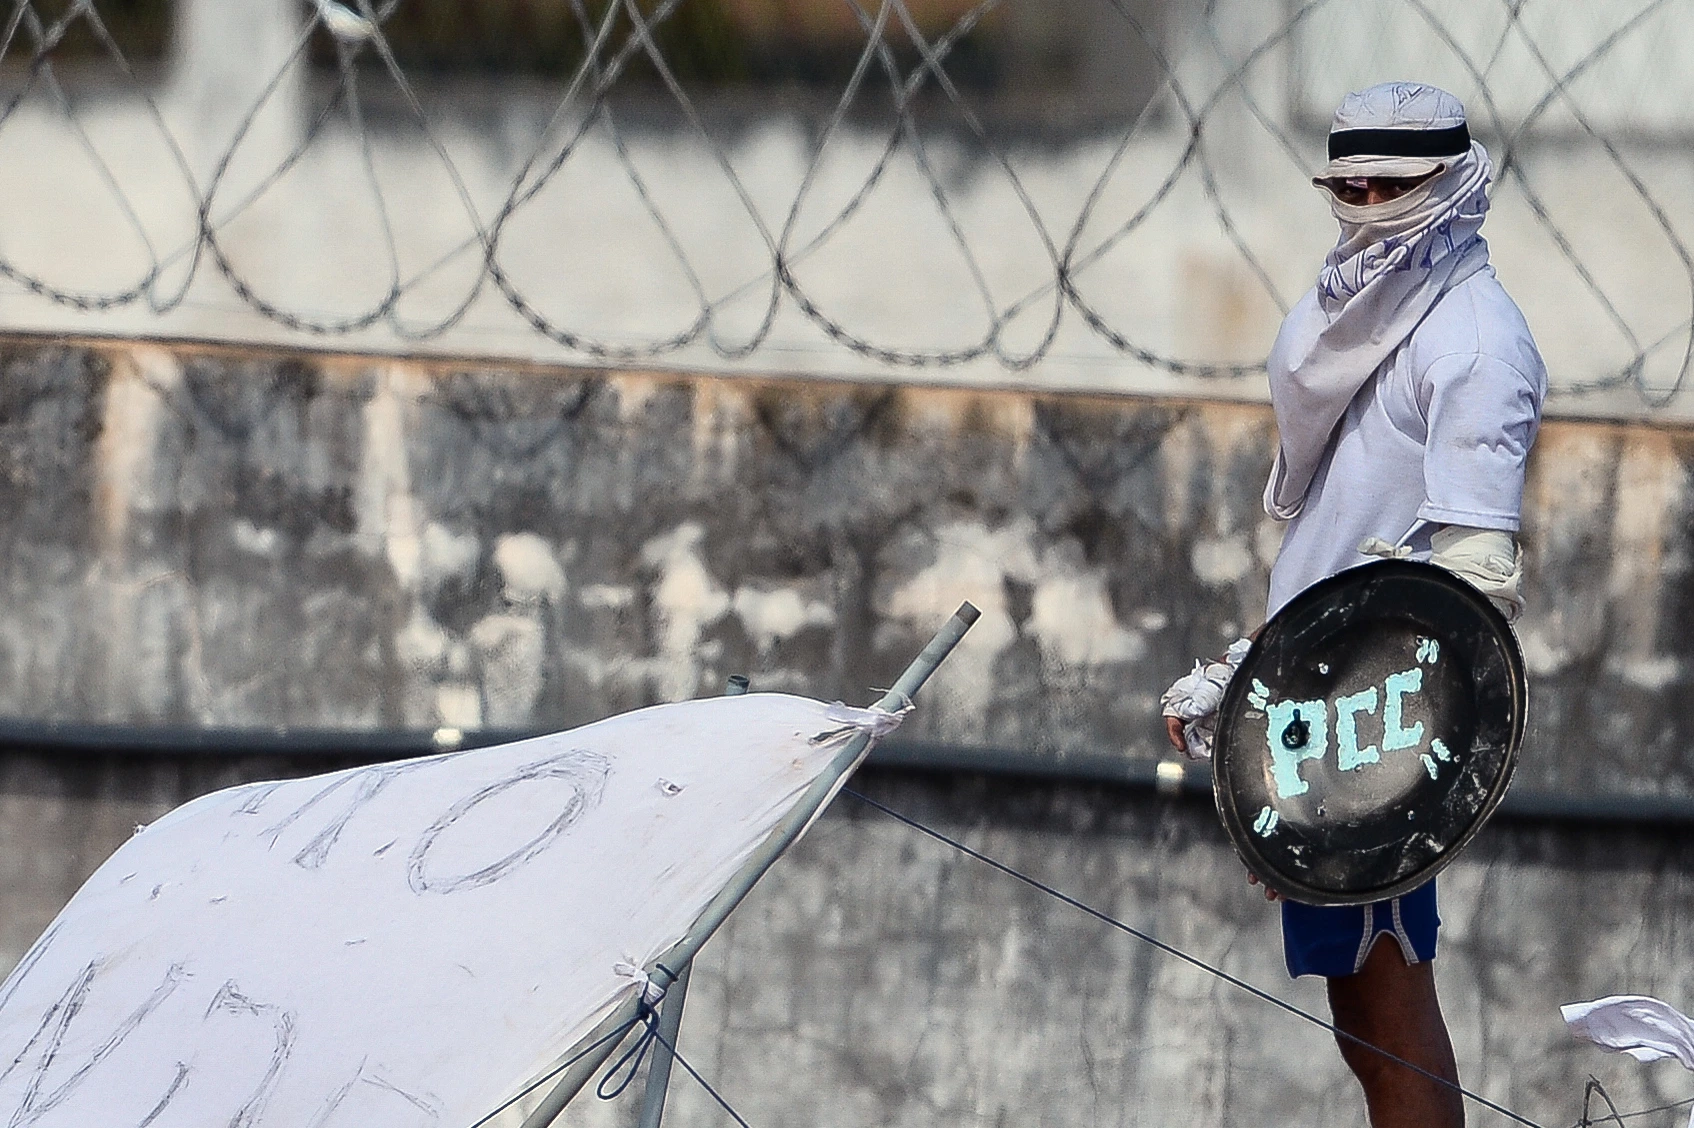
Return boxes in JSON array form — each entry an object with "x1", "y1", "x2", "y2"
[{"x1": 1, "y1": 0, "x2": 1690, "y2": 413}]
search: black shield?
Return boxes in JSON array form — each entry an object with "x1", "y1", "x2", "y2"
[{"x1": 1212, "y1": 559, "x2": 1527, "y2": 906}]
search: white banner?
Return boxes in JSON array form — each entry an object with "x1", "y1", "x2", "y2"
[{"x1": 0, "y1": 693, "x2": 884, "y2": 1128}]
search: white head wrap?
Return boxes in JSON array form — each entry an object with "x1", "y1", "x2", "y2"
[
  {"x1": 1263, "y1": 83, "x2": 1494, "y2": 520},
  {"x1": 1316, "y1": 82, "x2": 1469, "y2": 181}
]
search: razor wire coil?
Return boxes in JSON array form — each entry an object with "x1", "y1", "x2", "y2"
[{"x1": 0, "y1": 0, "x2": 1690, "y2": 406}]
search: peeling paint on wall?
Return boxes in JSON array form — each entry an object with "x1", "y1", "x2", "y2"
[{"x1": 0, "y1": 337, "x2": 1690, "y2": 797}]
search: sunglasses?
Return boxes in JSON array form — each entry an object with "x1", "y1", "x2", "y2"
[{"x1": 1322, "y1": 173, "x2": 1439, "y2": 206}]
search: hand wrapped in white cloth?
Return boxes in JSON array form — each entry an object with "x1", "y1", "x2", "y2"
[
  {"x1": 1359, "y1": 525, "x2": 1524, "y2": 622},
  {"x1": 1430, "y1": 525, "x2": 1523, "y2": 622},
  {"x1": 1160, "y1": 637, "x2": 1253, "y2": 761}
]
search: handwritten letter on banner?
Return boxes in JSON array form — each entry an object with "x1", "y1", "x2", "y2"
[{"x1": 0, "y1": 694, "x2": 871, "y2": 1128}]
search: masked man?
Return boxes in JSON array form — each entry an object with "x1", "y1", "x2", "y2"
[{"x1": 1163, "y1": 83, "x2": 1547, "y2": 1128}]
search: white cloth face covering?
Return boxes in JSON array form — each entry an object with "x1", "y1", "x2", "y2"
[
  {"x1": 1265, "y1": 140, "x2": 1494, "y2": 522},
  {"x1": 1324, "y1": 170, "x2": 1443, "y2": 241}
]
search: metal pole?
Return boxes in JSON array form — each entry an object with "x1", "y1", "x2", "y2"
[
  {"x1": 518, "y1": 603, "x2": 979, "y2": 1128},
  {"x1": 632, "y1": 675, "x2": 749, "y2": 1128},
  {"x1": 633, "y1": 961, "x2": 691, "y2": 1128}
]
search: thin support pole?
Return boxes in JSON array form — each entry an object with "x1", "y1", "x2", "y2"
[
  {"x1": 632, "y1": 674, "x2": 748, "y2": 1128},
  {"x1": 518, "y1": 603, "x2": 978, "y2": 1128},
  {"x1": 634, "y1": 960, "x2": 691, "y2": 1128}
]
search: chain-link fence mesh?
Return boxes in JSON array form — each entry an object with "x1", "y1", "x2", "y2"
[{"x1": 1, "y1": 0, "x2": 1690, "y2": 412}]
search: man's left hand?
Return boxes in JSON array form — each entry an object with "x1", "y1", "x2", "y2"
[{"x1": 1247, "y1": 870, "x2": 1282, "y2": 902}]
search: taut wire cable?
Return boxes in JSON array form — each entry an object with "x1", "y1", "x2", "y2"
[{"x1": 843, "y1": 786, "x2": 1551, "y2": 1127}]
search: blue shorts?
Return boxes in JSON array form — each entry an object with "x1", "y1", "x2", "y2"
[{"x1": 1281, "y1": 881, "x2": 1439, "y2": 979}]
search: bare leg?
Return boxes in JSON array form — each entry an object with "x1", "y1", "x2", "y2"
[{"x1": 1327, "y1": 935, "x2": 1464, "y2": 1128}]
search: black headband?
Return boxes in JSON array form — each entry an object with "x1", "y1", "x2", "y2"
[{"x1": 1327, "y1": 123, "x2": 1470, "y2": 161}]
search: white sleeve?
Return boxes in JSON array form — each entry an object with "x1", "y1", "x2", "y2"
[{"x1": 1416, "y1": 352, "x2": 1543, "y2": 531}]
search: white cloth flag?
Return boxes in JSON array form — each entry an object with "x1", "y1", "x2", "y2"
[
  {"x1": 1563, "y1": 994, "x2": 1694, "y2": 1127},
  {"x1": 0, "y1": 693, "x2": 895, "y2": 1128}
]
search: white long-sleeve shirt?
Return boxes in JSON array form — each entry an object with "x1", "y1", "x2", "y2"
[{"x1": 1267, "y1": 265, "x2": 1547, "y2": 616}]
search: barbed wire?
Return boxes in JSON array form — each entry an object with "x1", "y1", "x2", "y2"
[{"x1": 0, "y1": 0, "x2": 1690, "y2": 406}]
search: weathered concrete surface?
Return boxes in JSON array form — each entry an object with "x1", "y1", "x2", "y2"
[
  {"x1": 2, "y1": 755, "x2": 1689, "y2": 1128},
  {"x1": 638, "y1": 772, "x2": 1694, "y2": 1128},
  {"x1": 0, "y1": 335, "x2": 1690, "y2": 798},
  {"x1": 1, "y1": 334, "x2": 1693, "y2": 1123}
]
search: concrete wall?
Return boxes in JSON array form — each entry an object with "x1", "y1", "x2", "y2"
[
  {"x1": 2, "y1": 334, "x2": 1694, "y2": 1124},
  {"x1": 3, "y1": 335, "x2": 1691, "y2": 795}
]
